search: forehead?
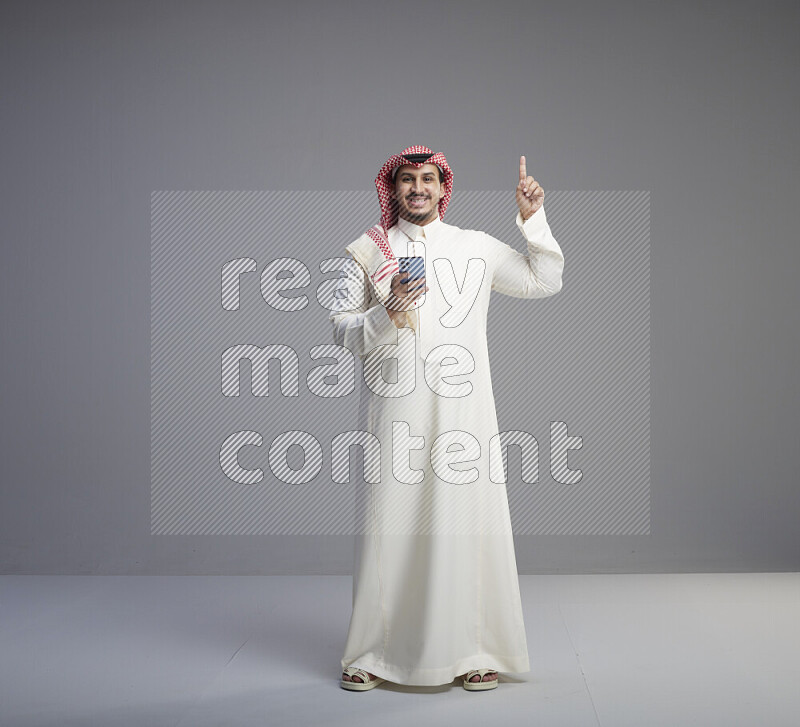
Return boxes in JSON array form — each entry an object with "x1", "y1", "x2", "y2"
[{"x1": 395, "y1": 163, "x2": 440, "y2": 178}]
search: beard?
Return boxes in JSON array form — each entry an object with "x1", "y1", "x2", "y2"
[{"x1": 402, "y1": 196, "x2": 436, "y2": 223}]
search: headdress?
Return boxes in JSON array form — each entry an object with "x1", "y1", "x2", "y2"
[{"x1": 365, "y1": 144, "x2": 454, "y2": 289}]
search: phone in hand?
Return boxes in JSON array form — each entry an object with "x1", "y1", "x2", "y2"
[{"x1": 397, "y1": 256, "x2": 426, "y2": 308}]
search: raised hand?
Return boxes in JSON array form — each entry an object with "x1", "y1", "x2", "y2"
[{"x1": 516, "y1": 155, "x2": 544, "y2": 221}]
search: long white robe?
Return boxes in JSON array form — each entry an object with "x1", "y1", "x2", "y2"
[{"x1": 331, "y1": 206, "x2": 564, "y2": 686}]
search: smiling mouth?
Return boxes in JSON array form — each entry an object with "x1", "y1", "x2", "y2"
[{"x1": 408, "y1": 197, "x2": 429, "y2": 206}]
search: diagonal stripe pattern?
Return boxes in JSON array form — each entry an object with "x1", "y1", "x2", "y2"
[{"x1": 151, "y1": 190, "x2": 649, "y2": 535}]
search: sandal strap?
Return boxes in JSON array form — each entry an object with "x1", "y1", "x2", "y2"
[
  {"x1": 343, "y1": 666, "x2": 372, "y2": 682},
  {"x1": 464, "y1": 668, "x2": 497, "y2": 679}
]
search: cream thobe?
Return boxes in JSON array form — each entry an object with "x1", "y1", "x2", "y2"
[{"x1": 331, "y1": 206, "x2": 564, "y2": 686}]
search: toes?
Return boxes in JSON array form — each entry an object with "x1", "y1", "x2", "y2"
[
  {"x1": 465, "y1": 670, "x2": 498, "y2": 683},
  {"x1": 343, "y1": 670, "x2": 375, "y2": 683}
]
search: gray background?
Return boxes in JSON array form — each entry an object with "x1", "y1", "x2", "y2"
[
  {"x1": 1, "y1": 0, "x2": 797, "y2": 573},
  {"x1": 150, "y1": 189, "x2": 651, "y2": 537}
]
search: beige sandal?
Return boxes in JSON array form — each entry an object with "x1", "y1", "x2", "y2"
[
  {"x1": 340, "y1": 666, "x2": 386, "y2": 691},
  {"x1": 462, "y1": 668, "x2": 499, "y2": 691}
]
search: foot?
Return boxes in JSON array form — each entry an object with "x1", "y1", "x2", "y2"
[
  {"x1": 342, "y1": 669, "x2": 379, "y2": 684},
  {"x1": 462, "y1": 669, "x2": 498, "y2": 683}
]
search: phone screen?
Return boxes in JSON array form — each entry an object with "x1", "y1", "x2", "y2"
[
  {"x1": 397, "y1": 256, "x2": 425, "y2": 308},
  {"x1": 398, "y1": 256, "x2": 425, "y2": 285}
]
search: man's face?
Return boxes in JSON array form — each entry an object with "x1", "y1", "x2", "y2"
[{"x1": 392, "y1": 163, "x2": 444, "y2": 225}]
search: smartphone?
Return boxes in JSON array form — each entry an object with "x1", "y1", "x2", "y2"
[
  {"x1": 398, "y1": 256, "x2": 425, "y2": 285},
  {"x1": 397, "y1": 256, "x2": 426, "y2": 308}
]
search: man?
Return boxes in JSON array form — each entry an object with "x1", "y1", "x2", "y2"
[{"x1": 331, "y1": 145, "x2": 564, "y2": 691}]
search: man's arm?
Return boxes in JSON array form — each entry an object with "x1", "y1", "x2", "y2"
[
  {"x1": 487, "y1": 205, "x2": 564, "y2": 298},
  {"x1": 329, "y1": 256, "x2": 400, "y2": 356},
  {"x1": 488, "y1": 155, "x2": 565, "y2": 298}
]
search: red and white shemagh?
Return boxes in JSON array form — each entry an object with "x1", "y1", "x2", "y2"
[{"x1": 365, "y1": 145, "x2": 454, "y2": 291}]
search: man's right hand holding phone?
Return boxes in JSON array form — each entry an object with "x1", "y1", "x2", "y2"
[{"x1": 385, "y1": 273, "x2": 428, "y2": 328}]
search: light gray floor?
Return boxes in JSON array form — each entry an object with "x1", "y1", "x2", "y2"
[{"x1": 1, "y1": 573, "x2": 798, "y2": 726}]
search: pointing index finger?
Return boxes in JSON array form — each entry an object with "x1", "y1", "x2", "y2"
[{"x1": 519, "y1": 155, "x2": 526, "y2": 182}]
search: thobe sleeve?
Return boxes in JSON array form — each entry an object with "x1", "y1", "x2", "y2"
[
  {"x1": 486, "y1": 206, "x2": 564, "y2": 298},
  {"x1": 329, "y1": 255, "x2": 399, "y2": 356}
]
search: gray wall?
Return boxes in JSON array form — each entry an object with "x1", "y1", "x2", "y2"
[{"x1": 1, "y1": 0, "x2": 797, "y2": 574}]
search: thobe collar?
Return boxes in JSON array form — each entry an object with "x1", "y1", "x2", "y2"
[{"x1": 396, "y1": 213, "x2": 443, "y2": 242}]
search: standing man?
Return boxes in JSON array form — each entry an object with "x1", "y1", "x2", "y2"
[{"x1": 332, "y1": 145, "x2": 564, "y2": 691}]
